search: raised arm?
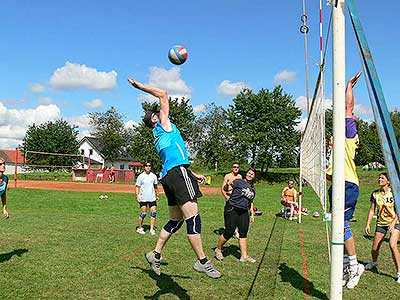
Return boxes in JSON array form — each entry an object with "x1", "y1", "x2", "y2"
[
  {"x1": 128, "y1": 78, "x2": 171, "y2": 130},
  {"x1": 345, "y1": 71, "x2": 362, "y2": 117}
]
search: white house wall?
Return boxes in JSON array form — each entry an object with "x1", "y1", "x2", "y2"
[{"x1": 79, "y1": 140, "x2": 104, "y2": 165}]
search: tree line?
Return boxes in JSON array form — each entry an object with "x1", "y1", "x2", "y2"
[{"x1": 20, "y1": 87, "x2": 400, "y2": 174}]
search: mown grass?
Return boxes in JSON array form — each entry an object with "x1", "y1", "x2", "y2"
[{"x1": 0, "y1": 169, "x2": 398, "y2": 299}]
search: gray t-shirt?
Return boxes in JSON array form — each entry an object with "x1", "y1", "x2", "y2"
[{"x1": 136, "y1": 172, "x2": 158, "y2": 202}]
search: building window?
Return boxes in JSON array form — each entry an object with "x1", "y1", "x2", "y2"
[
  {"x1": 89, "y1": 149, "x2": 93, "y2": 155},
  {"x1": 120, "y1": 164, "x2": 125, "y2": 170},
  {"x1": 80, "y1": 149, "x2": 85, "y2": 155}
]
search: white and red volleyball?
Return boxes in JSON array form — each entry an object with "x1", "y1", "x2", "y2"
[{"x1": 168, "y1": 45, "x2": 188, "y2": 65}]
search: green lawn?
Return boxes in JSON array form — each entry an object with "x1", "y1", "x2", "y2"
[{"x1": 0, "y1": 170, "x2": 398, "y2": 299}]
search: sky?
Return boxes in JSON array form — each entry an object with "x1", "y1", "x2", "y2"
[{"x1": 1, "y1": 0, "x2": 399, "y2": 149}]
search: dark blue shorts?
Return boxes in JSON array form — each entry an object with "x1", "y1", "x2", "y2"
[
  {"x1": 328, "y1": 181, "x2": 359, "y2": 221},
  {"x1": 376, "y1": 224, "x2": 400, "y2": 234}
]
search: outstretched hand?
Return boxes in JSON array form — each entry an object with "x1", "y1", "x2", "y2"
[
  {"x1": 128, "y1": 78, "x2": 140, "y2": 89},
  {"x1": 349, "y1": 71, "x2": 362, "y2": 87}
]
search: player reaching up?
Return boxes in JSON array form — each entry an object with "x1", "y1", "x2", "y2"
[{"x1": 128, "y1": 78, "x2": 221, "y2": 279}]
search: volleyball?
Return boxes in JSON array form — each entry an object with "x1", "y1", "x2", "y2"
[
  {"x1": 312, "y1": 211, "x2": 320, "y2": 218},
  {"x1": 168, "y1": 45, "x2": 188, "y2": 65}
]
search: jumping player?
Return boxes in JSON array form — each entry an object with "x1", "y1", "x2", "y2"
[
  {"x1": 326, "y1": 71, "x2": 364, "y2": 289},
  {"x1": 128, "y1": 78, "x2": 221, "y2": 279}
]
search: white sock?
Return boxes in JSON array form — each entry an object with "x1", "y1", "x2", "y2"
[
  {"x1": 397, "y1": 272, "x2": 400, "y2": 278},
  {"x1": 349, "y1": 255, "x2": 358, "y2": 272},
  {"x1": 343, "y1": 255, "x2": 349, "y2": 268}
]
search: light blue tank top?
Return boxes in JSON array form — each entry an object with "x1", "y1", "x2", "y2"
[
  {"x1": 153, "y1": 121, "x2": 190, "y2": 177},
  {"x1": 0, "y1": 175, "x2": 8, "y2": 197}
]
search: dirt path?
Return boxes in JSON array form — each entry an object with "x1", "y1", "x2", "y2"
[{"x1": 10, "y1": 180, "x2": 221, "y2": 195}]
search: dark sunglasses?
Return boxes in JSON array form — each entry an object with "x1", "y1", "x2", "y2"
[
  {"x1": 0, "y1": 162, "x2": 5, "y2": 166},
  {"x1": 144, "y1": 165, "x2": 151, "y2": 167},
  {"x1": 232, "y1": 166, "x2": 239, "y2": 169}
]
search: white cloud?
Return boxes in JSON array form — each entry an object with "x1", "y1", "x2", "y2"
[
  {"x1": 29, "y1": 83, "x2": 45, "y2": 93},
  {"x1": 273, "y1": 70, "x2": 297, "y2": 85},
  {"x1": 217, "y1": 80, "x2": 250, "y2": 97},
  {"x1": 0, "y1": 102, "x2": 61, "y2": 149},
  {"x1": 65, "y1": 114, "x2": 91, "y2": 129},
  {"x1": 38, "y1": 97, "x2": 54, "y2": 105},
  {"x1": 295, "y1": 95, "x2": 332, "y2": 114},
  {"x1": 193, "y1": 104, "x2": 207, "y2": 113},
  {"x1": 49, "y1": 62, "x2": 117, "y2": 90},
  {"x1": 354, "y1": 104, "x2": 372, "y2": 116},
  {"x1": 125, "y1": 120, "x2": 139, "y2": 129},
  {"x1": 82, "y1": 98, "x2": 104, "y2": 109}
]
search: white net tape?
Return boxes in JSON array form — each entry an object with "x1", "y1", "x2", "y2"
[{"x1": 301, "y1": 70, "x2": 326, "y2": 211}]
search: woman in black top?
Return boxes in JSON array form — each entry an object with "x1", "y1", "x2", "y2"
[{"x1": 214, "y1": 168, "x2": 256, "y2": 262}]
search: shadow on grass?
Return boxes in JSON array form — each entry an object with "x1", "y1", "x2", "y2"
[
  {"x1": 132, "y1": 266, "x2": 191, "y2": 300},
  {"x1": 0, "y1": 248, "x2": 28, "y2": 263},
  {"x1": 357, "y1": 258, "x2": 397, "y2": 280},
  {"x1": 278, "y1": 263, "x2": 328, "y2": 300},
  {"x1": 213, "y1": 227, "x2": 224, "y2": 235}
]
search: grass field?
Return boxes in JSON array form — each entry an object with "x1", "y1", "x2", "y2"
[{"x1": 1, "y1": 169, "x2": 399, "y2": 299}]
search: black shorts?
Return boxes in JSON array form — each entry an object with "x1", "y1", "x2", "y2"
[
  {"x1": 139, "y1": 201, "x2": 157, "y2": 208},
  {"x1": 161, "y1": 165, "x2": 202, "y2": 206},
  {"x1": 223, "y1": 204, "x2": 250, "y2": 239}
]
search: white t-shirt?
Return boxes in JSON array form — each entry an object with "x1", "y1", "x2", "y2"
[{"x1": 136, "y1": 172, "x2": 158, "y2": 202}]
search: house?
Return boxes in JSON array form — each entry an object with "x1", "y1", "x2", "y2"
[
  {"x1": 78, "y1": 136, "x2": 133, "y2": 170},
  {"x1": 0, "y1": 149, "x2": 25, "y2": 175},
  {"x1": 77, "y1": 136, "x2": 140, "y2": 182}
]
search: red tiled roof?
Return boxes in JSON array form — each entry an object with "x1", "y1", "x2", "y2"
[
  {"x1": 0, "y1": 149, "x2": 25, "y2": 164},
  {"x1": 128, "y1": 162, "x2": 143, "y2": 167}
]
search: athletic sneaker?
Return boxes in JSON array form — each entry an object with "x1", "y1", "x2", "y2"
[
  {"x1": 346, "y1": 264, "x2": 364, "y2": 289},
  {"x1": 240, "y1": 256, "x2": 256, "y2": 263},
  {"x1": 136, "y1": 227, "x2": 145, "y2": 235},
  {"x1": 342, "y1": 266, "x2": 350, "y2": 287},
  {"x1": 193, "y1": 260, "x2": 221, "y2": 278},
  {"x1": 365, "y1": 260, "x2": 378, "y2": 270},
  {"x1": 145, "y1": 252, "x2": 161, "y2": 275},
  {"x1": 214, "y1": 248, "x2": 224, "y2": 261},
  {"x1": 150, "y1": 228, "x2": 156, "y2": 236}
]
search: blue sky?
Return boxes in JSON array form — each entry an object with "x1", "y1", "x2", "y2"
[{"x1": 0, "y1": 0, "x2": 399, "y2": 149}]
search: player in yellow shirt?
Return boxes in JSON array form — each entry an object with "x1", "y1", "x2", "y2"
[
  {"x1": 364, "y1": 173, "x2": 400, "y2": 283},
  {"x1": 326, "y1": 71, "x2": 364, "y2": 289}
]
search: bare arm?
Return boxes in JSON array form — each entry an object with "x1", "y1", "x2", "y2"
[
  {"x1": 154, "y1": 184, "x2": 159, "y2": 200},
  {"x1": 128, "y1": 78, "x2": 171, "y2": 130},
  {"x1": 221, "y1": 175, "x2": 230, "y2": 200},
  {"x1": 2, "y1": 192, "x2": 9, "y2": 218},
  {"x1": 365, "y1": 203, "x2": 375, "y2": 235},
  {"x1": 190, "y1": 170, "x2": 206, "y2": 184},
  {"x1": 135, "y1": 185, "x2": 141, "y2": 203},
  {"x1": 250, "y1": 202, "x2": 255, "y2": 224},
  {"x1": 345, "y1": 71, "x2": 362, "y2": 117}
]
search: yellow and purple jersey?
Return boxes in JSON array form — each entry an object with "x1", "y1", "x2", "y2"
[
  {"x1": 326, "y1": 118, "x2": 359, "y2": 186},
  {"x1": 371, "y1": 188, "x2": 398, "y2": 227}
]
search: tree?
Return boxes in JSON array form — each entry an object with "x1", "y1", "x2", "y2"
[
  {"x1": 227, "y1": 86, "x2": 301, "y2": 174},
  {"x1": 20, "y1": 119, "x2": 79, "y2": 169},
  {"x1": 88, "y1": 107, "x2": 133, "y2": 162},
  {"x1": 194, "y1": 103, "x2": 233, "y2": 170}
]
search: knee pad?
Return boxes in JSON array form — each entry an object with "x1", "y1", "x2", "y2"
[
  {"x1": 163, "y1": 219, "x2": 184, "y2": 234},
  {"x1": 150, "y1": 211, "x2": 157, "y2": 218},
  {"x1": 139, "y1": 212, "x2": 147, "y2": 219},
  {"x1": 344, "y1": 221, "x2": 353, "y2": 241},
  {"x1": 186, "y1": 214, "x2": 201, "y2": 235}
]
